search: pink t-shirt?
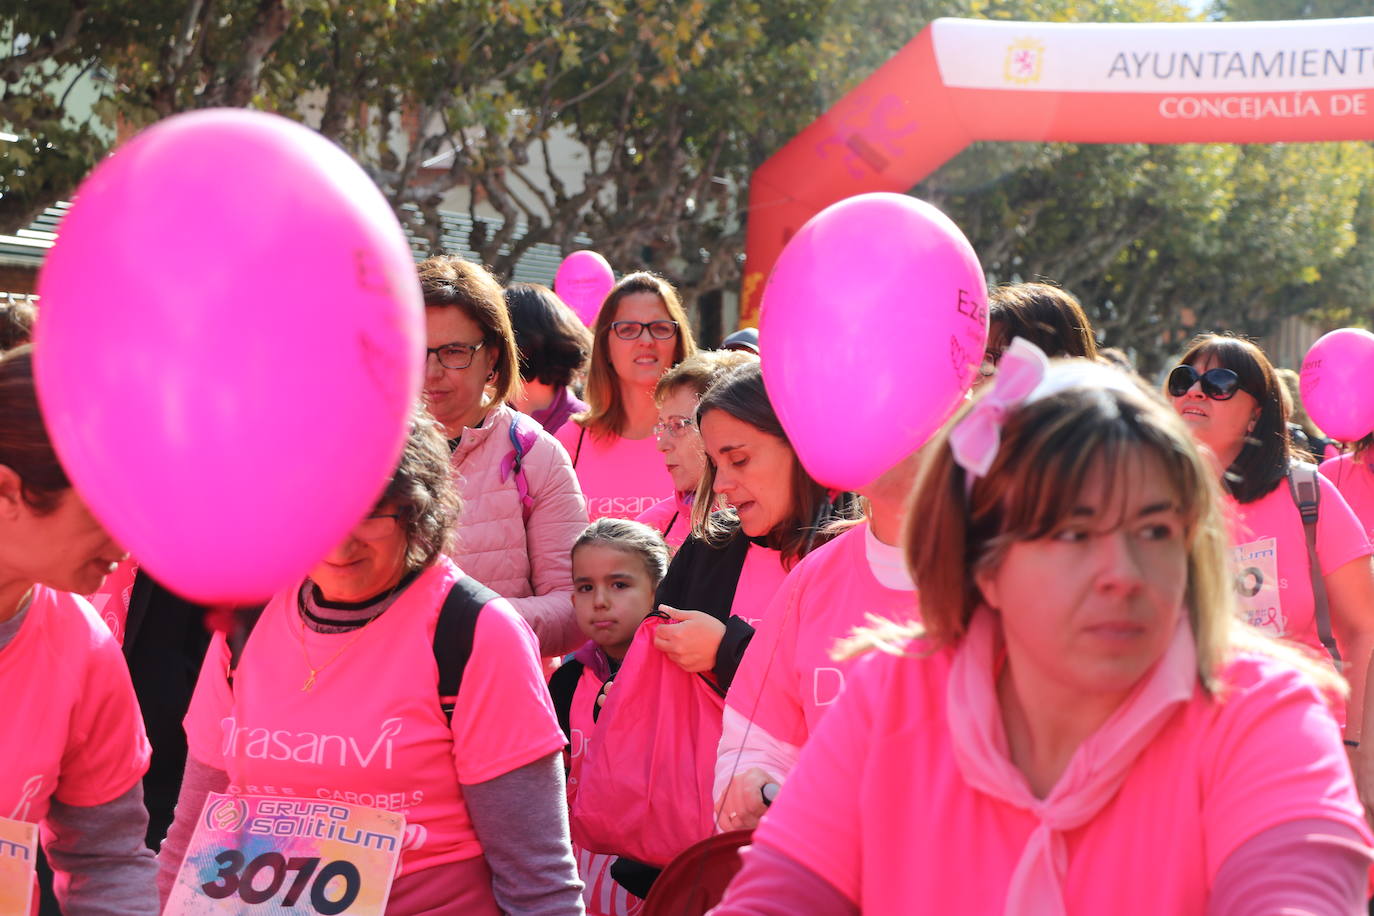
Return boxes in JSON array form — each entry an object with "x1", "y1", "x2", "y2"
[
  {"x1": 83, "y1": 558, "x2": 138, "y2": 646},
  {"x1": 556, "y1": 424, "x2": 670, "y2": 521},
  {"x1": 0, "y1": 587, "x2": 150, "y2": 827},
  {"x1": 183, "y1": 558, "x2": 565, "y2": 878},
  {"x1": 635, "y1": 493, "x2": 691, "y2": 551},
  {"x1": 565, "y1": 662, "x2": 643, "y2": 916},
  {"x1": 727, "y1": 544, "x2": 789, "y2": 629},
  {"x1": 752, "y1": 642, "x2": 1370, "y2": 913},
  {"x1": 1322, "y1": 453, "x2": 1374, "y2": 541},
  {"x1": 1224, "y1": 473, "x2": 1373, "y2": 661},
  {"x1": 727, "y1": 522, "x2": 918, "y2": 746}
]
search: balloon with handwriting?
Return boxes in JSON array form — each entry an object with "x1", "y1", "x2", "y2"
[
  {"x1": 1301, "y1": 328, "x2": 1374, "y2": 442},
  {"x1": 760, "y1": 192, "x2": 986, "y2": 489},
  {"x1": 35, "y1": 109, "x2": 423, "y2": 602}
]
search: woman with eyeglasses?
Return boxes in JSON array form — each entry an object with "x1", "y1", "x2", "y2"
[
  {"x1": 1166, "y1": 333, "x2": 1374, "y2": 817},
  {"x1": 419, "y1": 256, "x2": 588, "y2": 660},
  {"x1": 596, "y1": 362, "x2": 860, "y2": 899},
  {"x1": 712, "y1": 346, "x2": 1372, "y2": 915},
  {"x1": 637, "y1": 350, "x2": 757, "y2": 551},
  {"x1": 159, "y1": 409, "x2": 584, "y2": 915},
  {"x1": 555, "y1": 273, "x2": 697, "y2": 522},
  {"x1": 0, "y1": 348, "x2": 157, "y2": 915}
]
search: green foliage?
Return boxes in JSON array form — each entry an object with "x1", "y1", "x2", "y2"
[
  {"x1": 1, "y1": 0, "x2": 1371, "y2": 354},
  {"x1": 914, "y1": 2, "x2": 1374, "y2": 370}
]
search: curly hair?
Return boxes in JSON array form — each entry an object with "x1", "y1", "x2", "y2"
[
  {"x1": 0, "y1": 300, "x2": 36, "y2": 352},
  {"x1": 377, "y1": 406, "x2": 461, "y2": 570}
]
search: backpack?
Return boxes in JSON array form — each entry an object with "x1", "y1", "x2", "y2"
[
  {"x1": 501, "y1": 412, "x2": 541, "y2": 524},
  {"x1": 225, "y1": 576, "x2": 496, "y2": 725},
  {"x1": 1287, "y1": 462, "x2": 1341, "y2": 669}
]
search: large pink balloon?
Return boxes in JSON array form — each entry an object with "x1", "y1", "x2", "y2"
[
  {"x1": 36, "y1": 109, "x2": 423, "y2": 603},
  {"x1": 555, "y1": 250, "x2": 616, "y2": 326},
  {"x1": 1301, "y1": 328, "x2": 1374, "y2": 442},
  {"x1": 760, "y1": 193, "x2": 986, "y2": 490}
]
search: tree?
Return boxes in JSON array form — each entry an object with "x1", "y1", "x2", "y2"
[
  {"x1": 908, "y1": 0, "x2": 1374, "y2": 370},
  {"x1": 0, "y1": 0, "x2": 916, "y2": 311},
  {"x1": 4, "y1": 0, "x2": 1372, "y2": 351},
  {"x1": 922, "y1": 140, "x2": 1374, "y2": 370}
]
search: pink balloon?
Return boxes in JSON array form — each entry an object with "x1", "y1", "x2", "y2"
[
  {"x1": 1300, "y1": 328, "x2": 1374, "y2": 442},
  {"x1": 555, "y1": 250, "x2": 615, "y2": 326},
  {"x1": 760, "y1": 193, "x2": 987, "y2": 490},
  {"x1": 35, "y1": 109, "x2": 423, "y2": 603}
]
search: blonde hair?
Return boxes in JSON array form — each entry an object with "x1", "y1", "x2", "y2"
[
  {"x1": 654, "y1": 349, "x2": 757, "y2": 404},
  {"x1": 842, "y1": 361, "x2": 1343, "y2": 697},
  {"x1": 417, "y1": 256, "x2": 521, "y2": 405},
  {"x1": 579, "y1": 272, "x2": 697, "y2": 439}
]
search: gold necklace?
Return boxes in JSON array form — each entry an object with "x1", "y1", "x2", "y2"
[
  {"x1": 293, "y1": 576, "x2": 410, "y2": 691},
  {"x1": 293, "y1": 602, "x2": 378, "y2": 692}
]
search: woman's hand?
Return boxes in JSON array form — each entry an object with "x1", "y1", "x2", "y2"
[
  {"x1": 716, "y1": 767, "x2": 779, "y2": 832},
  {"x1": 653, "y1": 605, "x2": 726, "y2": 673}
]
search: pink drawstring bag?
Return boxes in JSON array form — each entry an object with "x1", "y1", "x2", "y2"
[{"x1": 570, "y1": 614, "x2": 726, "y2": 868}]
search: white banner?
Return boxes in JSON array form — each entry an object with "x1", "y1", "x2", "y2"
[{"x1": 931, "y1": 17, "x2": 1374, "y2": 94}]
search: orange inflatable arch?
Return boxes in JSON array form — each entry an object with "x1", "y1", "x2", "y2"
[{"x1": 740, "y1": 16, "x2": 1374, "y2": 325}]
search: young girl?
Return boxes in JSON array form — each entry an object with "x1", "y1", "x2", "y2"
[{"x1": 550, "y1": 519, "x2": 670, "y2": 916}]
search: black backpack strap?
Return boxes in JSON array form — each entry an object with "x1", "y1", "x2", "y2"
[
  {"x1": 121, "y1": 568, "x2": 155, "y2": 659},
  {"x1": 435, "y1": 576, "x2": 497, "y2": 725},
  {"x1": 1288, "y1": 462, "x2": 1341, "y2": 669},
  {"x1": 547, "y1": 657, "x2": 585, "y2": 744},
  {"x1": 226, "y1": 604, "x2": 268, "y2": 688},
  {"x1": 573, "y1": 426, "x2": 586, "y2": 467}
]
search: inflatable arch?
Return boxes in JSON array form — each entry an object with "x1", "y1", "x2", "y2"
[{"x1": 740, "y1": 16, "x2": 1374, "y2": 325}]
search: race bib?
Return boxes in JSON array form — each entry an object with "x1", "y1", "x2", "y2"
[
  {"x1": 0, "y1": 816, "x2": 37, "y2": 916},
  {"x1": 1233, "y1": 537, "x2": 1287, "y2": 635},
  {"x1": 165, "y1": 794, "x2": 404, "y2": 915}
]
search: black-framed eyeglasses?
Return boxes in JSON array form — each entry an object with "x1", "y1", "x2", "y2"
[
  {"x1": 424, "y1": 341, "x2": 485, "y2": 370},
  {"x1": 611, "y1": 320, "x2": 679, "y2": 341},
  {"x1": 1167, "y1": 365, "x2": 1243, "y2": 401},
  {"x1": 653, "y1": 416, "x2": 696, "y2": 439},
  {"x1": 354, "y1": 513, "x2": 401, "y2": 541}
]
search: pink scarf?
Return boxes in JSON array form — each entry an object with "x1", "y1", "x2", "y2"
[{"x1": 946, "y1": 608, "x2": 1196, "y2": 916}]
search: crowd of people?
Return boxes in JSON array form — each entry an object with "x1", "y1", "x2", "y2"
[{"x1": 4, "y1": 259, "x2": 1374, "y2": 915}]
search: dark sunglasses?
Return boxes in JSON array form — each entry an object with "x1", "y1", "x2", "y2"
[{"x1": 1167, "y1": 365, "x2": 1242, "y2": 400}]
